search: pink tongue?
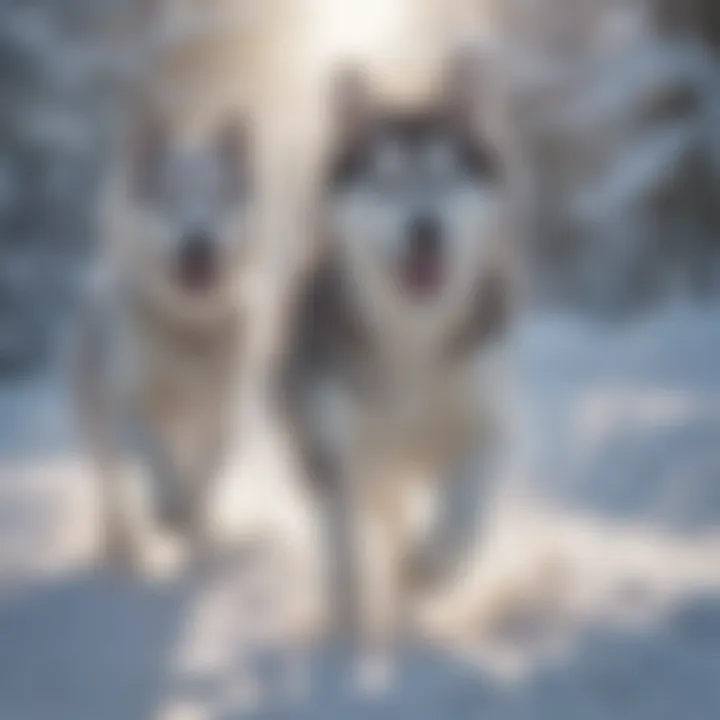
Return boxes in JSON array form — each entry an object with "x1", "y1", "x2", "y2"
[
  {"x1": 405, "y1": 255, "x2": 442, "y2": 296},
  {"x1": 179, "y1": 258, "x2": 216, "y2": 294}
]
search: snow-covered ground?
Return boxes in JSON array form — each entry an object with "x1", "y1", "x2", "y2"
[{"x1": 1, "y1": 300, "x2": 719, "y2": 720}]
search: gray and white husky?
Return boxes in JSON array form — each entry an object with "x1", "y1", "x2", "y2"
[
  {"x1": 73, "y1": 110, "x2": 256, "y2": 572},
  {"x1": 280, "y1": 51, "x2": 516, "y2": 655}
]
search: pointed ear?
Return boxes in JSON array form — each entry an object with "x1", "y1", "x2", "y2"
[
  {"x1": 128, "y1": 112, "x2": 168, "y2": 201},
  {"x1": 329, "y1": 63, "x2": 373, "y2": 148},
  {"x1": 440, "y1": 43, "x2": 483, "y2": 133},
  {"x1": 216, "y1": 118, "x2": 249, "y2": 199}
]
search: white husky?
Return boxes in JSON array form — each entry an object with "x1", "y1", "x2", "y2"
[{"x1": 73, "y1": 110, "x2": 256, "y2": 572}]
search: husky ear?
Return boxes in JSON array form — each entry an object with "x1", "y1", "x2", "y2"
[
  {"x1": 440, "y1": 43, "x2": 483, "y2": 133},
  {"x1": 216, "y1": 118, "x2": 249, "y2": 199},
  {"x1": 128, "y1": 113, "x2": 168, "y2": 201},
  {"x1": 329, "y1": 64, "x2": 373, "y2": 148}
]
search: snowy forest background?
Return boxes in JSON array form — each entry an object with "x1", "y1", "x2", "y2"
[
  {"x1": 1, "y1": 4, "x2": 720, "y2": 719},
  {"x1": 0, "y1": 0, "x2": 719, "y2": 369}
]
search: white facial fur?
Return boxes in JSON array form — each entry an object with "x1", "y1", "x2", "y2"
[
  {"x1": 117, "y1": 121, "x2": 252, "y2": 323},
  {"x1": 327, "y1": 131, "x2": 503, "y2": 343}
]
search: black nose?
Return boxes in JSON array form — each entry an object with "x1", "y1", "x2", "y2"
[
  {"x1": 180, "y1": 229, "x2": 216, "y2": 264},
  {"x1": 408, "y1": 213, "x2": 442, "y2": 255}
]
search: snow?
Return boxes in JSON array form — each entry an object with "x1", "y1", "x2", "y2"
[{"x1": 0, "y1": 300, "x2": 719, "y2": 719}]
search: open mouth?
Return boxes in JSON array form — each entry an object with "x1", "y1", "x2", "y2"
[
  {"x1": 176, "y1": 253, "x2": 219, "y2": 295},
  {"x1": 402, "y1": 250, "x2": 444, "y2": 299}
]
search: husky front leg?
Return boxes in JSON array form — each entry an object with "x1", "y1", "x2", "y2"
[
  {"x1": 95, "y1": 445, "x2": 148, "y2": 570},
  {"x1": 297, "y1": 378, "x2": 361, "y2": 640},
  {"x1": 78, "y1": 399, "x2": 146, "y2": 569},
  {"x1": 411, "y1": 441, "x2": 515, "y2": 641},
  {"x1": 349, "y1": 473, "x2": 411, "y2": 698},
  {"x1": 88, "y1": 415, "x2": 167, "y2": 571},
  {"x1": 315, "y1": 460, "x2": 361, "y2": 642},
  {"x1": 409, "y1": 443, "x2": 498, "y2": 592},
  {"x1": 90, "y1": 408, "x2": 191, "y2": 577},
  {"x1": 181, "y1": 416, "x2": 227, "y2": 548},
  {"x1": 317, "y1": 460, "x2": 405, "y2": 647},
  {"x1": 120, "y1": 410, "x2": 186, "y2": 532},
  {"x1": 318, "y1": 467, "x2": 406, "y2": 694}
]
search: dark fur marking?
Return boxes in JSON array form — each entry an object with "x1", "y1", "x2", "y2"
[
  {"x1": 446, "y1": 269, "x2": 511, "y2": 359},
  {"x1": 281, "y1": 252, "x2": 368, "y2": 392},
  {"x1": 328, "y1": 111, "x2": 501, "y2": 191},
  {"x1": 279, "y1": 252, "x2": 370, "y2": 489}
]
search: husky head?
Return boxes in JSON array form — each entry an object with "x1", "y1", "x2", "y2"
[
  {"x1": 118, "y1": 113, "x2": 253, "y2": 321},
  {"x1": 322, "y1": 51, "x2": 505, "y2": 332}
]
